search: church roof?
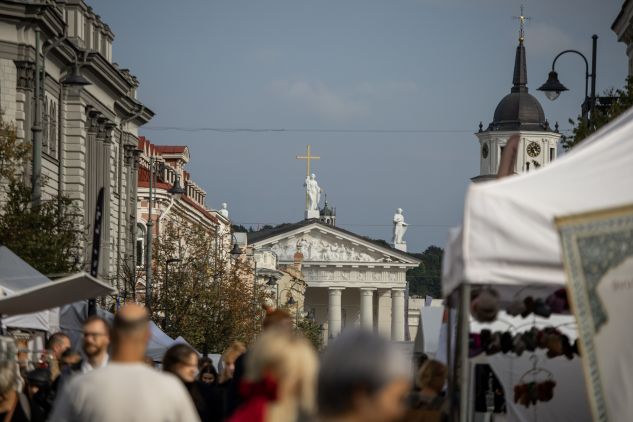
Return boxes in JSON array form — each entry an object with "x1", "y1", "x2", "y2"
[
  {"x1": 247, "y1": 219, "x2": 420, "y2": 263},
  {"x1": 485, "y1": 39, "x2": 552, "y2": 132}
]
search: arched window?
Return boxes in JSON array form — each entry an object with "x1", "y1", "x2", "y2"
[
  {"x1": 42, "y1": 100, "x2": 49, "y2": 152},
  {"x1": 136, "y1": 223, "x2": 146, "y2": 267}
]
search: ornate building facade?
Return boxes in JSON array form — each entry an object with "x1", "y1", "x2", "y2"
[
  {"x1": 248, "y1": 220, "x2": 420, "y2": 343},
  {"x1": 613, "y1": 0, "x2": 633, "y2": 76},
  {"x1": 134, "y1": 137, "x2": 231, "y2": 294},
  {"x1": 473, "y1": 33, "x2": 561, "y2": 182},
  {"x1": 0, "y1": 0, "x2": 153, "y2": 289}
]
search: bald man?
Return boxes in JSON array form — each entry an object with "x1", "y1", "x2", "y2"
[{"x1": 49, "y1": 304, "x2": 200, "y2": 422}]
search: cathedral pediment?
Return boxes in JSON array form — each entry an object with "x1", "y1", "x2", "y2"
[{"x1": 248, "y1": 221, "x2": 419, "y2": 267}]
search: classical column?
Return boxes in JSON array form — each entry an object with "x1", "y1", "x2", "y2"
[
  {"x1": 377, "y1": 289, "x2": 392, "y2": 337},
  {"x1": 391, "y1": 288, "x2": 405, "y2": 341},
  {"x1": 328, "y1": 287, "x2": 344, "y2": 338},
  {"x1": 360, "y1": 288, "x2": 375, "y2": 329}
]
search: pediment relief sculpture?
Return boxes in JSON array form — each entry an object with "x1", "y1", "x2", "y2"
[{"x1": 266, "y1": 232, "x2": 402, "y2": 264}]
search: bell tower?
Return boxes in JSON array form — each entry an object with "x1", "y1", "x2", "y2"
[
  {"x1": 473, "y1": 9, "x2": 561, "y2": 182},
  {"x1": 319, "y1": 196, "x2": 336, "y2": 226}
]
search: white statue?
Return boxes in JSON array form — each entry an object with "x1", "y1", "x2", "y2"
[
  {"x1": 393, "y1": 208, "x2": 408, "y2": 244},
  {"x1": 219, "y1": 202, "x2": 229, "y2": 219},
  {"x1": 304, "y1": 173, "x2": 322, "y2": 211},
  {"x1": 297, "y1": 238, "x2": 308, "y2": 255}
]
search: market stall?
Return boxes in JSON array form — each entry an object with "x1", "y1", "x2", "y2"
[{"x1": 442, "y1": 107, "x2": 633, "y2": 422}]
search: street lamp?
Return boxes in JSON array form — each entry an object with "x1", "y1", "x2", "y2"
[
  {"x1": 145, "y1": 158, "x2": 184, "y2": 312},
  {"x1": 31, "y1": 26, "x2": 91, "y2": 206},
  {"x1": 537, "y1": 34, "x2": 597, "y2": 125},
  {"x1": 286, "y1": 296, "x2": 299, "y2": 326},
  {"x1": 163, "y1": 257, "x2": 182, "y2": 331},
  {"x1": 266, "y1": 276, "x2": 279, "y2": 307},
  {"x1": 167, "y1": 174, "x2": 186, "y2": 199},
  {"x1": 60, "y1": 64, "x2": 91, "y2": 87}
]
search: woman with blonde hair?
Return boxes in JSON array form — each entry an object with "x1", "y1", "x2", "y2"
[
  {"x1": 219, "y1": 341, "x2": 247, "y2": 384},
  {"x1": 229, "y1": 329, "x2": 318, "y2": 422}
]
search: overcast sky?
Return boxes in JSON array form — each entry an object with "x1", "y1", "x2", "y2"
[{"x1": 96, "y1": 0, "x2": 627, "y2": 253}]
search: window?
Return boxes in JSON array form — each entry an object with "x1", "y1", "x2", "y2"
[
  {"x1": 42, "y1": 101, "x2": 48, "y2": 152},
  {"x1": 136, "y1": 223, "x2": 146, "y2": 267},
  {"x1": 113, "y1": 145, "x2": 119, "y2": 193},
  {"x1": 50, "y1": 101, "x2": 57, "y2": 158},
  {"x1": 549, "y1": 147, "x2": 555, "y2": 162},
  {"x1": 526, "y1": 162, "x2": 530, "y2": 171}
]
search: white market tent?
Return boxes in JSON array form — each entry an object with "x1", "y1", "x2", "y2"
[
  {"x1": 0, "y1": 272, "x2": 115, "y2": 316},
  {"x1": 441, "y1": 107, "x2": 633, "y2": 422},
  {"x1": 60, "y1": 301, "x2": 177, "y2": 362},
  {"x1": 0, "y1": 246, "x2": 59, "y2": 332},
  {"x1": 444, "y1": 107, "x2": 633, "y2": 296}
]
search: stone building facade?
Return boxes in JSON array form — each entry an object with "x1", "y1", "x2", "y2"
[
  {"x1": 0, "y1": 1, "x2": 153, "y2": 289},
  {"x1": 248, "y1": 220, "x2": 421, "y2": 343},
  {"x1": 613, "y1": 0, "x2": 633, "y2": 76},
  {"x1": 134, "y1": 136, "x2": 231, "y2": 295}
]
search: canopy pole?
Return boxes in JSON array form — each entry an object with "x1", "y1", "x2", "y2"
[
  {"x1": 458, "y1": 284, "x2": 471, "y2": 422},
  {"x1": 446, "y1": 300, "x2": 456, "y2": 422}
]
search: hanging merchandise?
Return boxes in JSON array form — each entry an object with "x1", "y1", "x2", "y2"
[
  {"x1": 470, "y1": 327, "x2": 579, "y2": 359},
  {"x1": 513, "y1": 366, "x2": 556, "y2": 408},
  {"x1": 506, "y1": 289, "x2": 570, "y2": 318},
  {"x1": 471, "y1": 287, "x2": 500, "y2": 323}
]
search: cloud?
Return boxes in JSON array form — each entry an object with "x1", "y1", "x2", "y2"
[{"x1": 271, "y1": 80, "x2": 369, "y2": 121}]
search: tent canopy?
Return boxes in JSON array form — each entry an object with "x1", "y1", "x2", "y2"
[
  {"x1": 0, "y1": 246, "x2": 50, "y2": 292},
  {"x1": 0, "y1": 272, "x2": 115, "y2": 316},
  {"x1": 60, "y1": 301, "x2": 175, "y2": 362},
  {"x1": 443, "y1": 107, "x2": 633, "y2": 296},
  {"x1": 0, "y1": 247, "x2": 60, "y2": 332}
]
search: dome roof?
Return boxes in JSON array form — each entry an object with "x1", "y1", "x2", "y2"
[
  {"x1": 492, "y1": 91, "x2": 547, "y2": 131},
  {"x1": 320, "y1": 201, "x2": 335, "y2": 217},
  {"x1": 485, "y1": 40, "x2": 552, "y2": 132}
]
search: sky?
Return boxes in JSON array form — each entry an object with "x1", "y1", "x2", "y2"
[{"x1": 95, "y1": 0, "x2": 627, "y2": 253}]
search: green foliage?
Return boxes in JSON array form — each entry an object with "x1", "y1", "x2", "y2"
[
  {"x1": 151, "y1": 218, "x2": 271, "y2": 353},
  {"x1": 564, "y1": 77, "x2": 633, "y2": 150},
  {"x1": 0, "y1": 120, "x2": 29, "y2": 183},
  {"x1": 0, "y1": 182, "x2": 83, "y2": 276},
  {"x1": 296, "y1": 317, "x2": 323, "y2": 350},
  {"x1": 407, "y1": 246, "x2": 443, "y2": 298},
  {"x1": 0, "y1": 118, "x2": 82, "y2": 276}
]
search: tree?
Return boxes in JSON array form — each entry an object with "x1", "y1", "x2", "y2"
[
  {"x1": 0, "y1": 118, "x2": 83, "y2": 276},
  {"x1": 407, "y1": 246, "x2": 443, "y2": 298},
  {"x1": 150, "y1": 216, "x2": 271, "y2": 353},
  {"x1": 563, "y1": 77, "x2": 633, "y2": 150},
  {"x1": 296, "y1": 318, "x2": 323, "y2": 350}
]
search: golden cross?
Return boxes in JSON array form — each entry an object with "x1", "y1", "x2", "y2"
[
  {"x1": 296, "y1": 144, "x2": 320, "y2": 177},
  {"x1": 513, "y1": 5, "x2": 530, "y2": 42},
  {"x1": 296, "y1": 145, "x2": 320, "y2": 209}
]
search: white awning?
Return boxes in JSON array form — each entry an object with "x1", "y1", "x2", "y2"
[
  {"x1": 0, "y1": 272, "x2": 115, "y2": 316},
  {"x1": 443, "y1": 107, "x2": 633, "y2": 295}
]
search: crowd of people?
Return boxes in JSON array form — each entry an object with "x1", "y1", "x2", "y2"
[{"x1": 0, "y1": 304, "x2": 449, "y2": 422}]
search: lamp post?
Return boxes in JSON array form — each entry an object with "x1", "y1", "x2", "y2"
[
  {"x1": 146, "y1": 159, "x2": 185, "y2": 312},
  {"x1": 287, "y1": 296, "x2": 299, "y2": 326},
  {"x1": 164, "y1": 257, "x2": 182, "y2": 331},
  {"x1": 230, "y1": 242, "x2": 259, "y2": 330},
  {"x1": 537, "y1": 34, "x2": 598, "y2": 125},
  {"x1": 31, "y1": 26, "x2": 91, "y2": 207},
  {"x1": 266, "y1": 276, "x2": 280, "y2": 308}
]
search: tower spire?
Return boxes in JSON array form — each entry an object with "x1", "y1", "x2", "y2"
[{"x1": 511, "y1": 6, "x2": 530, "y2": 93}]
